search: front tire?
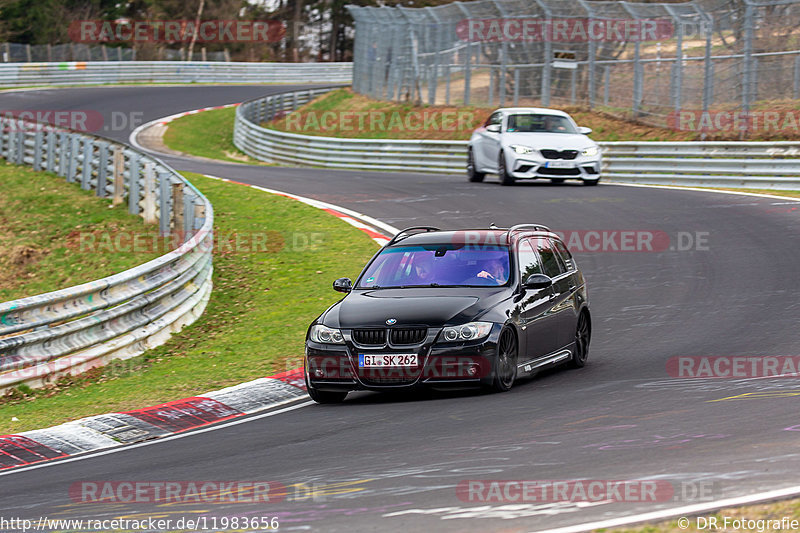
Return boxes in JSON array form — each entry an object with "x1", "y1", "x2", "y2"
[
  {"x1": 467, "y1": 148, "x2": 485, "y2": 182},
  {"x1": 582, "y1": 177, "x2": 600, "y2": 186},
  {"x1": 492, "y1": 328, "x2": 518, "y2": 391},
  {"x1": 498, "y1": 152, "x2": 516, "y2": 186},
  {"x1": 305, "y1": 375, "x2": 347, "y2": 404},
  {"x1": 569, "y1": 312, "x2": 591, "y2": 368}
]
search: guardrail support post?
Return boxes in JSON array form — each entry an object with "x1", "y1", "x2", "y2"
[
  {"x1": 57, "y1": 132, "x2": 68, "y2": 177},
  {"x1": 45, "y1": 131, "x2": 55, "y2": 172},
  {"x1": 97, "y1": 142, "x2": 109, "y2": 197},
  {"x1": 81, "y1": 138, "x2": 93, "y2": 190},
  {"x1": 158, "y1": 171, "x2": 171, "y2": 236},
  {"x1": 128, "y1": 152, "x2": 141, "y2": 215},
  {"x1": 15, "y1": 130, "x2": 24, "y2": 164},
  {"x1": 67, "y1": 135, "x2": 79, "y2": 183},
  {"x1": 143, "y1": 162, "x2": 157, "y2": 224},
  {"x1": 171, "y1": 182, "x2": 184, "y2": 241},
  {"x1": 33, "y1": 131, "x2": 43, "y2": 171},
  {"x1": 112, "y1": 147, "x2": 125, "y2": 206}
]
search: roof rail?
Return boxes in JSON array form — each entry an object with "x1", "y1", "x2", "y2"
[
  {"x1": 386, "y1": 226, "x2": 441, "y2": 246},
  {"x1": 506, "y1": 223, "x2": 552, "y2": 238}
]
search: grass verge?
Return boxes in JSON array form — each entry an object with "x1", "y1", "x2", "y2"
[
  {"x1": 161, "y1": 107, "x2": 267, "y2": 165},
  {"x1": 0, "y1": 172, "x2": 377, "y2": 433},
  {"x1": 262, "y1": 88, "x2": 698, "y2": 142},
  {"x1": 0, "y1": 161, "x2": 162, "y2": 302}
]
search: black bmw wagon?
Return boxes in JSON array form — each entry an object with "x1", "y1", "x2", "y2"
[{"x1": 304, "y1": 225, "x2": 591, "y2": 403}]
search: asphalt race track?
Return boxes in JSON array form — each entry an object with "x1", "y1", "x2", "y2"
[{"x1": 1, "y1": 86, "x2": 799, "y2": 532}]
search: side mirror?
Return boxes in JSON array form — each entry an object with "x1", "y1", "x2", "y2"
[
  {"x1": 486, "y1": 123, "x2": 501, "y2": 133},
  {"x1": 577, "y1": 126, "x2": 592, "y2": 135},
  {"x1": 333, "y1": 278, "x2": 352, "y2": 293},
  {"x1": 523, "y1": 273, "x2": 553, "y2": 290}
]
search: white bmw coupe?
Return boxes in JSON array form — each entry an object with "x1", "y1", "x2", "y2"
[{"x1": 467, "y1": 107, "x2": 601, "y2": 186}]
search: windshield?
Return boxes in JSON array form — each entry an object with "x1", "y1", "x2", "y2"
[
  {"x1": 357, "y1": 245, "x2": 512, "y2": 288},
  {"x1": 506, "y1": 114, "x2": 577, "y2": 134}
]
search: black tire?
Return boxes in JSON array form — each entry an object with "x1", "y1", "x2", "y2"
[
  {"x1": 582, "y1": 177, "x2": 600, "y2": 186},
  {"x1": 498, "y1": 151, "x2": 516, "y2": 186},
  {"x1": 550, "y1": 178, "x2": 566, "y2": 184},
  {"x1": 305, "y1": 375, "x2": 347, "y2": 404},
  {"x1": 569, "y1": 311, "x2": 591, "y2": 368},
  {"x1": 492, "y1": 328, "x2": 518, "y2": 392},
  {"x1": 467, "y1": 148, "x2": 485, "y2": 182}
]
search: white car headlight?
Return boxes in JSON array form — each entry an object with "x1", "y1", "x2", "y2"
[
  {"x1": 581, "y1": 146, "x2": 599, "y2": 157},
  {"x1": 440, "y1": 322, "x2": 493, "y2": 342},
  {"x1": 309, "y1": 325, "x2": 345, "y2": 344},
  {"x1": 510, "y1": 144, "x2": 536, "y2": 155}
]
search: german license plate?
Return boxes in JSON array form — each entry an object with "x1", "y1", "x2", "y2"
[
  {"x1": 359, "y1": 354, "x2": 418, "y2": 367},
  {"x1": 545, "y1": 161, "x2": 573, "y2": 168}
]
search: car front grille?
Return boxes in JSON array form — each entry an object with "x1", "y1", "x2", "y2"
[
  {"x1": 538, "y1": 167, "x2": 582, "y2": 176},
  {"x1": 352, "y1": 329, "x2": 385, "y2": 345},
  {"x1": 390, "y1": 328, "x2": 427, "y2": 345},
  {"x1": 541, "y1": 149, "x2": 579, "y2": 160}
]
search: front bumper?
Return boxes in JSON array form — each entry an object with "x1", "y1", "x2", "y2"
[
  {"x1": 508, "y1": 154, "x2": 601, "y2": 180},
  {"x1": 305, "y1": 325, "x2": 502, "y2": 392}
]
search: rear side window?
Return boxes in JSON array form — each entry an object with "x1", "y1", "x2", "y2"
[
  {"x1": 517, "y1": 240, "x2": 543, "y2": 280},
  {"x1": 551, "y1": 238, "x2": 575, "y2": 271},
  {"x1": 534, "y1": 238, "x2": 566, "y2": 278}
]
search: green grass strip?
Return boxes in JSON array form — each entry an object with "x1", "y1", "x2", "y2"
[{"x1": 0, "y1": 173, "x2": 377, "y2": 433}]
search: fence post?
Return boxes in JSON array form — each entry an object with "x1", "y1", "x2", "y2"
[
  {"x1": 112, "y1": 147, "x2": 125, "y2": 206},
  {"x1": 604, "y1": 66, "x2": 610, "y2": 106},
  {"x1": 794, "y1": 55, "x2": 800, "y2": 100},
  {"x1": 143, "y1": 162, "x2": 157, "y2": 224}
]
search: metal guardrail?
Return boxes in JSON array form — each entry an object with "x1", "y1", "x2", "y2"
[
  {"x1": 0, "y1": 61, "x2": 352, "y2": 87},
  {"x1": 234, "y1": 87, "x2": 468, "y2": 174},
  {"x1": 234, "y1": 87, "x2": 800, "y2": 189},
  {"x1": 0, "y1": 116, "x2": 214, "y2": 391}
]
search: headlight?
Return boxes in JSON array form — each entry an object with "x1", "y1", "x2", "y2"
[
  {"x1": 510, "y1": 144, "x2": 536, "y2": 155},
  {"x1": 309, "y1": 325, "x2": 345, "y2": 344},
  {"x1": 581, "y1": 146, "x2": 599, "y2": 157},
  {"x1": 440, "y1": 322, "x2": 493, "y2": 342}
]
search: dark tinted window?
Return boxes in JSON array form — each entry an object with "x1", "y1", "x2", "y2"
[
  {"x1": 552, "y1": 238, "x2": 575, "y2": 271},
  {"x1": 517, "y1": 240, "x2": 543, "y2": 281},
  {"x1": 534, "y1": 238, "x2": 566, "y2": 277},
  {"x1": 506, "y1": 114, "x2": 577, "y2": 134}
]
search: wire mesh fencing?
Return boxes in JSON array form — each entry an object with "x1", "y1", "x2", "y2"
[{"x1": 348, "y1": 0, "x2": 800, "y2": 134}]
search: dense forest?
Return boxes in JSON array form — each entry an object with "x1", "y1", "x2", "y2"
[{"x1": 0, "y1": 0, "x2": 460, "y2": 61}]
